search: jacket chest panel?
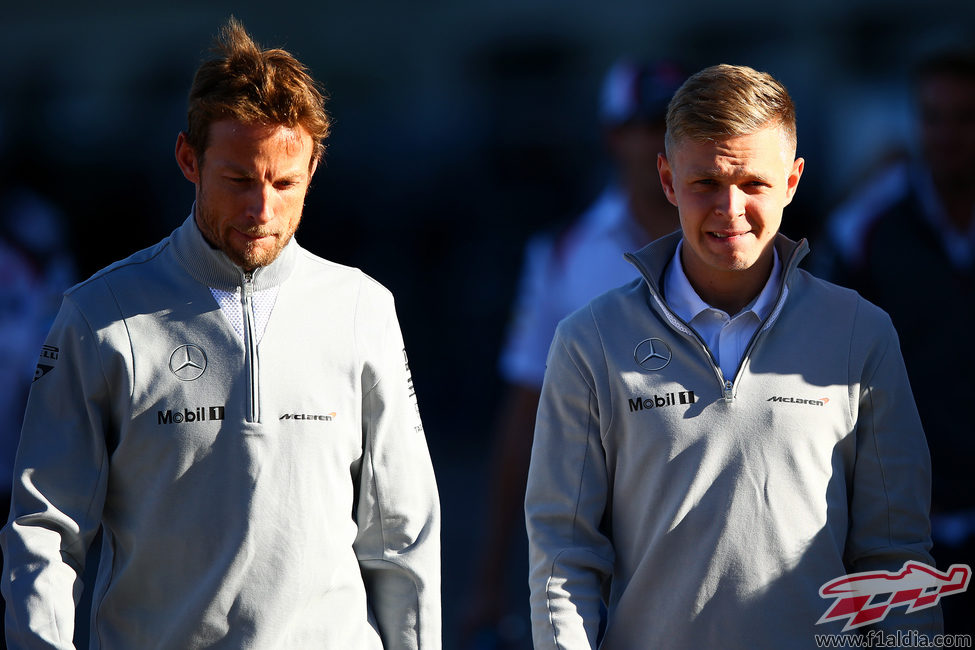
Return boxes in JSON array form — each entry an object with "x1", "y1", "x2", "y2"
[
  {"x1": 609, "y1": 364, "x2": 850, "y2": 482},
  {"x1": 117, "y1": 313, "x2": 364, "y2": 481},
  {"x1": 606, "y1": 370, "x2": 852, "y2": 560}
]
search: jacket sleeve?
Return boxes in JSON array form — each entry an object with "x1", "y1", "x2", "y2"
[
  {"x1": 525, "y1": 322, "x2": 614, "y2": 650},
  {"x1": 845, "y1": 303, "x2": 943, "y2": 638},
  {"x1": 1, "y1": 295, "x2": 113, "y2": 648},
  {"x1": 353, "y1": 287, "x2": 441, "y2": 650}
]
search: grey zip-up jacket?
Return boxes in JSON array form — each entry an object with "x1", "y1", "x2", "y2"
[
  {"x1": 526, "y1": 232, "x2": 939, "y2": 649},
  {"x1": 1, "y1": 214, "x2": 441, "y2": 649}
]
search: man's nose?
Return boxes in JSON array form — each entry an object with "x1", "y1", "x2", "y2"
[
  {"x1": 715, "y1": 185, "x2": 746, "y2": 217},
  {"x1": 246, "y1": 184, "x2": 275, "y2": 223}
]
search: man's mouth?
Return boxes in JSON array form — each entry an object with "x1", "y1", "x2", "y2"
[
  {"x1": 710, "y1": 230, "x2": 749, "y2": 239},
  {"x1": 238, "y1": 230, "x2": 274, "y2": 241}
]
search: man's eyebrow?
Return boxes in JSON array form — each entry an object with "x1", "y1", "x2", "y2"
[
  {"x1": 686, "y1": 165, "x2": 771, "y2": 182},
  {"x1": 212, "y1": 161, "x2": 253, "y2": 176},
  {"x1": 213, "y1": 162, "x2": 306, "y2": 180},
  {"x1": 688, "y1": 166, "x2": 720, "y2": 176}
]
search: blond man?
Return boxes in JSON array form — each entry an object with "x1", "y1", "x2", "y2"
[
  {"x1": 1, "y1": 19, "x2": 440, "y2": 649},
  {"x1": 525, "y1": 64, "x2": 939, "y2": 648}
]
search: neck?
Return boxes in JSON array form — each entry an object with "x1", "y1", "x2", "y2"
[{"x1": 682, "y1": 248, "x2": 775, "y2": 316}]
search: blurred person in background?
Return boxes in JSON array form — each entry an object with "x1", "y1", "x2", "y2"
[
  {"x1": 462, "y1": 59, "x2": 684, "y2": 650},
  {"x1": 813, "y1": 47, "x2": 975, "y2": 636},
  {"x1": 0, "y1": 189, "x2": 75, "y2": 509},
  {"x1": 0, "y1": 186, "x2": 75, "y2": 650}
]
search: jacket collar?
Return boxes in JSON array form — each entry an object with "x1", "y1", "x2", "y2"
[
  {"x1": 171, "y1": 207, "x2": 299, "y2": 292},
  {"x1": 624, "y1": 231, "x2": 809, "y2": 298}
]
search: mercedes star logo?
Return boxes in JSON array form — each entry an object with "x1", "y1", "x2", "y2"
[
  {"x1": 633, "y1": 337, "x2": 672, "y2": 371},
  {"x1": 169, "y1": 344, "x2": 208, "y2": 381}
]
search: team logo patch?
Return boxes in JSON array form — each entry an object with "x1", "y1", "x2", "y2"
[
  {"x1": 33, "y1": 345, "x2": 59, "y2": 382},
  {"x1": 169, "y1": 344, "x2": 207, "y2": 381},
  {"x1": 633, "y1": 338, "x2": 672, "y2": 372}
]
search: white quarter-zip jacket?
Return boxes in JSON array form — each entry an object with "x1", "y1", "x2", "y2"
[
  {"x1": 526, "y1": 231, "x2": 939, "y2": 649},
  {"x1": 1, "y1": 214, "x2": 441, "y2": 649}
]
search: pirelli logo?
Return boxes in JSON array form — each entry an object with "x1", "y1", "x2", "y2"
[{"x1": 628, "y1": 391, "x2": 696, "y2": 412}]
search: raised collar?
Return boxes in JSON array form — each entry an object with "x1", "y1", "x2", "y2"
[
  {"x1": 625, "y1": 230, "x2": 808, "y2": 298},
  {"x1": 170, "y1": 207, "x2": 299, "y2": 292},
  {"x1": 664, "y1": 240, "x2": 783, "y2": 321}
]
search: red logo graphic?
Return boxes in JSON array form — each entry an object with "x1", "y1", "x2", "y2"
[{"x1": 818, "y1": 561, "x2": 970, "y2": 631}]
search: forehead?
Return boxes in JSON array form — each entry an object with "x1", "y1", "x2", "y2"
[
  {"x1": 670, "y1": 126, "x2": 794, "y2": 171},
  {"x1": 205, "y1": 120, "x2": 314, "y2": 163}
]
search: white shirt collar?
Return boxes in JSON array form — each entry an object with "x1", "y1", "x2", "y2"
[{"x1": 664, "y1": 239, "x2": 782, "y2": 323}]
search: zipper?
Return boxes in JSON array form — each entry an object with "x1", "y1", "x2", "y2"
[
  {"x1": 627, "y1": 240, "x2": 808, "y2": 405},
  {"x1": 721, "y1": 241, "x2": 806, "y2": 400},
  {"x1": 242, "y1": 271, "x2": 260, "y2": 423},
  {"x1": 646, "y1": 288, "x2": 731, "y2": 401},
  {"x1": 625, "y1": 252, "x2": 731, "y2": 398}
]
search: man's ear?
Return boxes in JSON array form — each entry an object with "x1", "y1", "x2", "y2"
[
  {"x1": 175, "y1": 132, "x2": 201, "y2": 184},
  {"x1": 783, "y1": 157, "x2": 804, "y2": 206},
  {"x1": 657, "y1": 153, "x2": 679, "y2": 208}
]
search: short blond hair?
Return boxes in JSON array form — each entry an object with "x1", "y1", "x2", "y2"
[
  {"x1": 665, "y1": 64, "x2": 796, "y2": 155},
  {"x1": 186, "y1": 17, "x2": 330, "y2": 168}
]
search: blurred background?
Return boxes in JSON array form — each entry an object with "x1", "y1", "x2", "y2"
[{"x1": 2, "y1": 1, "x2": 974, "y2": 648}]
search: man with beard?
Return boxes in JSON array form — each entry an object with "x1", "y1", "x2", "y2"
[{"x1": 1, "y1": 18, "x2": 441, "y2": 649}]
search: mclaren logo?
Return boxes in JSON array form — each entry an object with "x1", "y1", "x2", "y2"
[
  {"x1": 633, "y1": 338, "x2": 672, "y2": 371},
  {"x1": 169, "y1": 344, "x2": 207, "y2": 381},
  {"x1": 280, "y1": 412, "x2": 337, "y2": 422},
  {"x1": 768, "y1": 396, "x2": 830, "y2": 406}
]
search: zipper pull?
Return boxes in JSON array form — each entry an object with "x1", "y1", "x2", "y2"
[
  {"x1": 242, "y1": 271, "x2": 254, "y2": 299},
  {"x1": 723, "y1": 379, "x2": 734, "y2": 402}
]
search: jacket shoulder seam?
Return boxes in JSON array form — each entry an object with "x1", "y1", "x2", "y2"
[
  {"x1": 65, "y1": 239, "x2": 172, "y2": 297},
  {"x1": 585, "y1": 303, "x2": 614, "y2": 434},
  {"x1": 852, "y1": 298, "x2": 897, "y2": 542},
  {"x1": 59, "y1": 294, "x2": 116, "y2": 536}
]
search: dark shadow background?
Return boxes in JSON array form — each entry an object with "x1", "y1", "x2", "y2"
[{"x1": 3, "y1": 2, "x2": 973, "y2": 647}]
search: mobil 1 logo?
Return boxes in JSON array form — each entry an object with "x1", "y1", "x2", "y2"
[
  {"x1": 157, "y1": 406, "x2": 226, "y2": 425},
  {"x1": 628, "y1": 390, "x2": 697, "y2": 413}
]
